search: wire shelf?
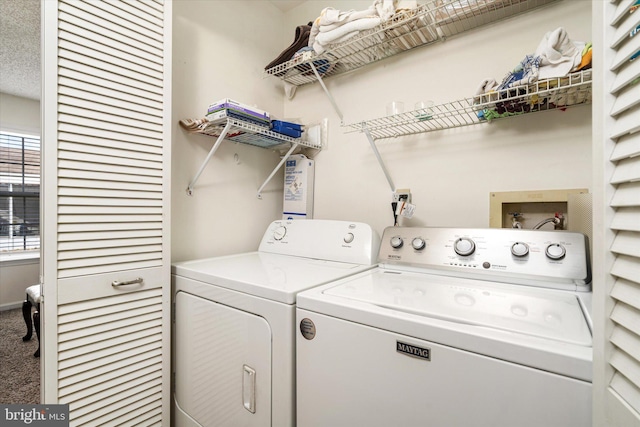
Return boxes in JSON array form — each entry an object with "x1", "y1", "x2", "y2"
[
  {"x1": 265, "y1": 0, "x2": 559, "y2": 86},
  {"x1": 344, "y1": 69, "x2": 592, "y2": 140},
  {"x1": 184, "y1": 117, "x2": 321, "y2": 150}
]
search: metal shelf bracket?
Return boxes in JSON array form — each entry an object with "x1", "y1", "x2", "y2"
[
  {"x1": 310, "y1": 62, "x2": 344, "y2": 125},
  {"x1": 186, "y1": 121, "x2": 233, "y2": 196},
  {"x1": 364, "y1": 128, "x2": 396, "y2": 192},
  {"x1": 256, "y1": 142, "x2": 300, "y2": 199}
]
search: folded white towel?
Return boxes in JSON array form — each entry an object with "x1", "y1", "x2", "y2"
[
  {"x1": 309, "y1": 0, "x2": 397, "y2": 54},
  {"x1": 535, "y1": 27, "x2": 585, "y2": 79}
]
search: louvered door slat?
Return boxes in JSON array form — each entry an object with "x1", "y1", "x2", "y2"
[
  {"x1": 58, "y1": 70, "x2": 163, "y2": 105},
  {"x1": 610, "y1": 373, "x2": 640, "y2": 414},
  {"x1": 610, "y1": 59, "x2": 640, "y2": 93},
  {"x1": 611, "y1": 232, "x2": 640, "y2": 258},
  {"x1": 72, "y1": 386, "x2": 162, "y2": 425},
  {"x1": 611, "y1": 255, "x2": 640, "y2": 283},
  {"x1": 121, "y1": 0, "x2": 164, "y2": 20},
  {"x1": 611, "y1": 34, "x2": 640, "y2": 70},
  {"x1": 610, "y1": 351, "x2": 640, "y2": 395},
  {"x1": 610, "y1": 157, "x2": 640, "y2": 184},
  {"x1": 611, "y1": 8, "x2": 640, "y2": 48},
  {"x1": 611, "y1": 131, "x2": 640, "y2": 161},
  {"x1": 58, "y1": 132, "x2": 163, "y2": 155},
  {"x1": 611, "y1": 326, "x2": 640, "y2": 364},
  {"x1": 611, "y1": 279, "x2": 640, "y2": 311},
  {"x1": 611, "y1": 207, "x2": 640, "y2": 231},
  {"x1": 95, "y1": 0, "x2": 163, "y2": 34},
  {"x1": 610, "y1": 182, "x2": 640, "y2": 207}
]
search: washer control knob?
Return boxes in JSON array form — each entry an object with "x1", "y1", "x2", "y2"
[
  {"x1": 412, "y1": 237, "x2": 426, "y2": 251},
  {"x1": 454, "y1": 237, "x2": 475, "y2": 256},
  {"x1": 273, "y1": 226, "x2": 287, "y2": 241},
  {"x1": 545, "y1": 243, "x2": 566, "y2": 260},
  {"x1": 390, "y1": 236, "x2": 404, "y2": 249},
  {"x1": 344, "y1": 233, "x2": 355, "y2": 244},
  {"x1": 511, "y1": 242, "x2": 530, "y2": 257}
]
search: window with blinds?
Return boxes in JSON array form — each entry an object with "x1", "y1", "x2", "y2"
[{"x1": 0, "y1": 131, "x2": 41, "y2": 253}]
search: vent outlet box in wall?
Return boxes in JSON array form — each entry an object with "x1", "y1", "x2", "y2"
[
  {"x1": 283, "y1": 154, "x2": 315, "y2": 220},
  {"x1": 489, "y1": 188, "x2": 590, "y2": 232}
]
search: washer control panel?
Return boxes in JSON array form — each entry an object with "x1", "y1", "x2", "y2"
[{"x1": 379, "y1": 227, "x2": 591, "y2": 290}]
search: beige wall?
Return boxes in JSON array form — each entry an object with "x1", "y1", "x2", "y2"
[
  {"x1": 0, "y1": 92, "x2": 40, "y2": 309},
  {"x1": 171, "y1": 0, "x2": 592, "y2": 259},
  {"x1": 171, "y1": 0, "x2": 292, "y2": 262},
  {"x1": 283, "y1": 1, "x2": 592, "y2": 236}
]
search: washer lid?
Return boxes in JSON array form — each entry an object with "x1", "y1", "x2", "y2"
[
  {"x1": 323, "y1": 269, "x2": 592, "y2": 346},
  {"x1": 172, "y1": 252, "x2": 373, "y2": 304}
]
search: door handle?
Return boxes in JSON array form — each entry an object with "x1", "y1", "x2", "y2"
[
  {"x1": 111, "y1": 277, "x2": 144, "y2": 287},
  {"x1": 243, "y1": 365, "x2": 256, "y2": 413}
]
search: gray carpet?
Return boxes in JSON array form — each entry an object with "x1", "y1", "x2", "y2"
[{"x1": 0, "y1": 308, "x2": 40, "y2": 404}]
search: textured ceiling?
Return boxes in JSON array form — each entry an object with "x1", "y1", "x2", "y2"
[
  {"x1": 0, "y1": 0, "x2": 41, "y2": 100},
  {"x1": 0, "y1": 0, "x2": 305, "y2": 102}
]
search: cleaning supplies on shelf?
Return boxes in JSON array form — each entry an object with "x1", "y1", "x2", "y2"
[{"x1": 206, "y1": 98, "x2": 270, "y2": 126}]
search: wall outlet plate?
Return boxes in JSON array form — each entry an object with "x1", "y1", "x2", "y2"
[{"x1": 392, "y1": 188, "x2": 411, "y2": 203}]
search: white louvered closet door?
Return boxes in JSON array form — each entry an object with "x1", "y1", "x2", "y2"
[
  {"x1": 593, "y1": 0, "x2": 640, "y2": 425},
  {"x1": 41, "y1": 0, "x2": 171, "y2": 425}
]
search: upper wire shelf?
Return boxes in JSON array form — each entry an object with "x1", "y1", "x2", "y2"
[
  {"x1": 265, "y1": 0, "x2": 560, "y2": 86},
  {"x1": 344, "y1": 69, "x2": 592, "y2": 140}
]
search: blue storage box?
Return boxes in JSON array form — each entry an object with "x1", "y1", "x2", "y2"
[{"x1": 271, "y1": 120, "x2": 303, "y2": 138}]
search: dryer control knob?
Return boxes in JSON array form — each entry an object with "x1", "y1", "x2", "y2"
[
  {"x1": 511, "y1": 242, "x2": 530, "y2": 257},
  {"x1": 454, "y1": 237, "x2": 475, "y2": 256},
  {"x1": 344, "y1": 233, "x2": 355, "y2": 244},
  {"x1": 390, "y1": 236, "x2": 404, "y2": 249},
  {"x1": 412, "y1": 237, "x2": 426, "y2": 250},
  {"x1": 545, "y1": 243, "x2": 566, "y2": 260},
  {"x1": 273, "y1": 226, "x2": 287, "y2": 241}
]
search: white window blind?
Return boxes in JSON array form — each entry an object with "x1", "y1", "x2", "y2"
[
  {"x1": 603, "y1": 0, "x2": 640, "y2": 421},
  {"x1": 0, "y1": 131, "x2": 40, "y2": 253}
]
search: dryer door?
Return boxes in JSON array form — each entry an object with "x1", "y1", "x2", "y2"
[{"x1": 175, "y1": 292, "x2": 272, "y2": 427}]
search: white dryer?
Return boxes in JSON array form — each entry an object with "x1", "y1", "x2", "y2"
[
  {"x1": 296, "y1": 226, "x2": 592, "y2": 427},
  {"x1": 172, "y1": 219, "x2": 380, "y2": 427}
]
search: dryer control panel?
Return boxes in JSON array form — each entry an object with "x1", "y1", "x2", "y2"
[
  {"x1": 378, "y1": 227, "x2": 591, "y2": 291},
  {"x1": 259, "y1": 220, "x2": 380, "y2": 266}
]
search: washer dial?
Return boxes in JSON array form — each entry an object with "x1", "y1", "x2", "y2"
[
  {"x1": 412, "y1": 237, "x2": 426, "y2": 251},
  {"x1": 454, "y1": 237, "x2": 476, "y2": 256},
  {"x1": 511, "y1": 242, "x2": 530, "y2": 257},
  {"x1": 545, "y1": 243, "x2": 566, "y2": 260},
  {"x1": 390, "y1": 236, "x2": 404, "y2": 249},
  {"x1": 344, "y1": 233, "x2": 355, "y2": 244}
]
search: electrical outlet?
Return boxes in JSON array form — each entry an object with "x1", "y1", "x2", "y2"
[{"x1": 392, "y1": 188, "x2": 412, "y2": 203}]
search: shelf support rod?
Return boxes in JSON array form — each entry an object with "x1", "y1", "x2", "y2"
[
  {"x1": 364, "y1": 129, "x2": 396, "y2": 192},
  {"x1": 257, "y1": 142, "x2": 300, "y2": 199},
  {"x1": 309, "y1": 62, "x2": 344, "y2": 125},
  {"x1": 186, "y1": 121, "x2": 233, "y2": 196}
]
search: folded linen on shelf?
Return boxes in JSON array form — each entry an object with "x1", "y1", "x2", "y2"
[{"x1": 309, "y1": 0, "x2": 398, "y2": 54}]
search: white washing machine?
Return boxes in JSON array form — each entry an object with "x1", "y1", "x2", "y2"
[
  {"x1": 172, "y1": 219, "x2": 380, "y2": 427},
  {"x1": 296, "y1": 226, "x2": 592, "y2": 427}
]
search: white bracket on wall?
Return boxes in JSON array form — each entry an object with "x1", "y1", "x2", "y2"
[
  {"x1": 186, "y1": 121, "x2": 233, "y2": 196},
  {"x1": 310, "y1": 62, "x2": 344, "y2": 125},
  {"x1": 256, "y1": 142, "x2": 300, "y2": 199},
  {"x1": 364, "y1": 128, "x2": 396, "y2": 192}
]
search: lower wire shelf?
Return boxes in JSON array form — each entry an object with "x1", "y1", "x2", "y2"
[
  {"x1": 180, "y1": 116, "x2": 321, "y2": 197},
  {"x1": 344, "y1": 69, "x2": 592, "y2": 140}
]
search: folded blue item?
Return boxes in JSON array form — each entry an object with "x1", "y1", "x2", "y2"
[{"x1": 271, "y1": 120, "x2": 303, "y2": 138}]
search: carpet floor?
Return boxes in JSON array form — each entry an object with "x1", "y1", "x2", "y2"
[{"x1": 0, "y1": 308, "x2": 40, "y2": 404}]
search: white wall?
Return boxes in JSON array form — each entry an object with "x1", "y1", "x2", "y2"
[
  {"x1": 171, "y1": 1, "x2": 292, "y2": 262},
  {"x1": 281, "y1": 1, "x2": 592, "y2": 236},
  {"x1": 171, "y1": 1, "x2": 592, "y2": 260},
  {"x1": 0, "y1": 92, "x2": 40, "y2": 135},
  {"x1": 0, "y1": 92, "x2": 41, "y2": 309}
]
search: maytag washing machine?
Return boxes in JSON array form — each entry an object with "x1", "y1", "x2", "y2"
[
  {"x1": 297, "y1": 226, "x2": 592, "y2": 427},
  {"x1": 172, "y1": 219, "x2": 380, "y2": 427}
]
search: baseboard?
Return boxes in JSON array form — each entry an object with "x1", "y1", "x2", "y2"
[{"x1": 0, "y1": 302, "x2": 23, "y2": 312}]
